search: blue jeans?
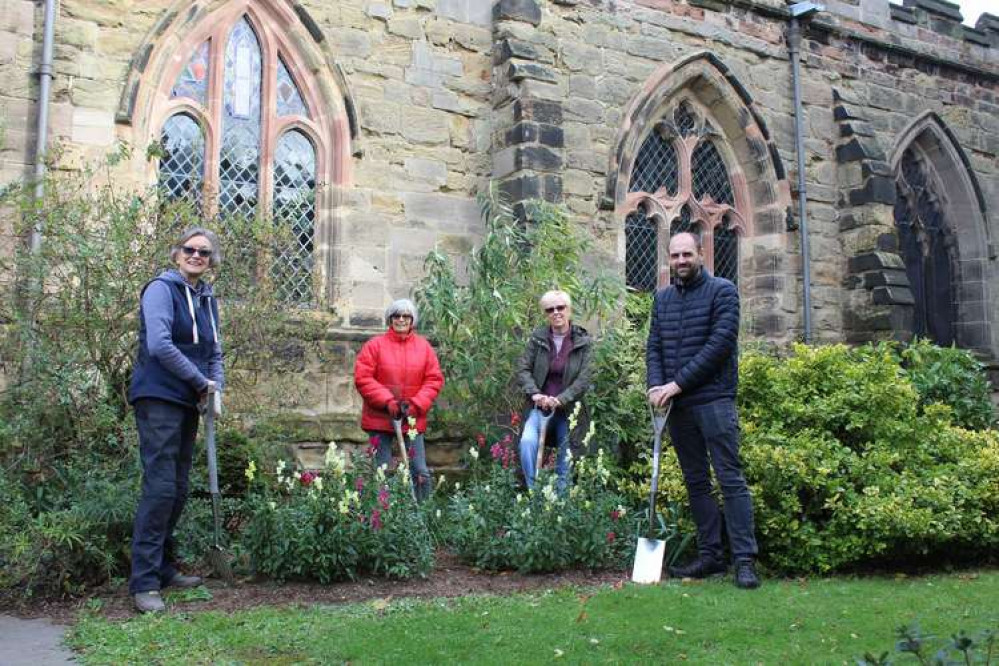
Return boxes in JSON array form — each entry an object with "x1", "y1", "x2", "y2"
[
  {"x1": 518, "y1": 408, "x2": 571, "y2": 491},
  {"x1": 370, "y1": 431, "x2": 431, "y2": 501},
  {"x1": 668, "y1": 399, "x2": 758, "y2": 562},
  {"x1": 130, "y1": 399, "x2": 198, "y2": 594}
]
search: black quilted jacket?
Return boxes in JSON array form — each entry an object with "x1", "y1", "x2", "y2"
[{"x1": 645, "y1": 269, "x2": 740, "y2": 408}]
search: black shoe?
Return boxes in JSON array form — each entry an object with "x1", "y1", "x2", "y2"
[
  {"x1": 164, "y1": 572, "x2": 203, "y2": 589},
  {"x1": 734, "y1": 559, "x2": 761, "y2": 589},
  {"x1": 668, "y1": 557, "x2": 727, "y2": 579}
]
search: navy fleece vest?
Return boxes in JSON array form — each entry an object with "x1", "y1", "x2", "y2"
[{"x1": 129, "y1": 278, "x2": 218, "y2": 408}]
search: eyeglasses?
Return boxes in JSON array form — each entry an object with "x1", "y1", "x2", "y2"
[
  {"x1": 181, "y1": 246, "x2": 213, "y2": 258},
  {"x1": 544, "y1": 305, "x2": 567, "y2": 314},
  {"x1": 391, "y1": 313, "x2": 413, "y2": 320}
]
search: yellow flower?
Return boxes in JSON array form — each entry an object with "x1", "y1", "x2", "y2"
[{"x1": 244, "y1": 460, "x2": 256, "y2": 482}]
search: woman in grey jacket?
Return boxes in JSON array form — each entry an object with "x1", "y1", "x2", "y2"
[{"x1": 515, "y1": 290, "x2": 593, "y2": 491}]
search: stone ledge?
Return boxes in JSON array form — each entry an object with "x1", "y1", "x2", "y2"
[
  {"x1": 836, "y1": 137, "x2": 886, "y2": 163},
  {"x1": 848, "y1": 177, "x2": 896, "y2": 205},
  {"x1": 493, "y1": 0, "x2": 542, "y2": 26},
  {"x1": 903, "y1": 0, "x2": 963, "y2": 23},
  {"x1": 849, "y1": 251, "x2": 906, "y2": 273}
]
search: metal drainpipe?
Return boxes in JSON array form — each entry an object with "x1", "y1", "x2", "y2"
[
  {"x1": 30, "y1": 0, "x2": 58, "y2": 255},
  {"x1": 788, "y1": 15, "x2": 813, "y2": 343}
]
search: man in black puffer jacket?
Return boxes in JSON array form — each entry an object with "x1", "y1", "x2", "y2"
[{"x1": 646, "y1": 232, "x2": 760, "y2": 590}]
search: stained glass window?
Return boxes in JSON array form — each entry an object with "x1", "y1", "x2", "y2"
[
  {"x1": 277, "y1": 58, "x2": 309, "y2": 118},
  {"x1": 155, "y1": 13, "x2": 325, "y2": 307},
  {"x1": 271, "y1": 131, "x2": 317, "y2": 304},
  {"x1": 171, "y1": 41, "x2": 210, "y2": 105},
  {"x1": 158, "y1": 113, "x2": 204, "y2": 205},
  {"x1": 219, "y1": 18, "x2": 262, "y2": 218}
]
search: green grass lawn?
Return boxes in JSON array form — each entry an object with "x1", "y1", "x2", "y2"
[{"x1": 69, "y1": 570, "x2": 999, "y2": 665}]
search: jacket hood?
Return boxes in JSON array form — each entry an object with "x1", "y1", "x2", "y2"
[{"x1": 158, "y1": 268, "x2": 214, "y2": 297}]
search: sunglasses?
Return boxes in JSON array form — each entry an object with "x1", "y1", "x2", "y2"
[
  {"x1": 181, "y1": 245, "x2": 213, "y2": 258},
  {"x1": 391, "y1": 313, "x2": 413, "y2": 320},
  {"x1": 544, "y1": 305, "x2": 567, "y2": 314}
]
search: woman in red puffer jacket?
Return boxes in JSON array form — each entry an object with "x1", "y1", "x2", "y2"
[{"x1": 354, "y1": 298, "x2": 444, "y2": 501}]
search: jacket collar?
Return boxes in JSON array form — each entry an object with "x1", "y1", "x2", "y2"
[
  {"x1": 676, "y1": 267, "x2": 707, "y2": 293},
  {"x1": 532, "y1": 323, "x2": 589, "y2": 348}
]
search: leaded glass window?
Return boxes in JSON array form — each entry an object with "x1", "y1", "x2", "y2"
[
  {"x1": 155, "y1": 13, "x2": 325, "y2": 307},
  {"x1": 158, "y1": 113, "x2": 204, "y2": 205},
  {"x1": 692, "y1": 141, "x2": 734, "y2": 205},
  {"x1": 625, "y1": 208, "x2": 657, "y2": 292},
  {"x1": 277, "y1": 58, "x2": 309, "y2": 117},
  {"x1": 271, "y1": 131, "x2": 317, "y2": 304},
  {"x1": 625, "y1": 100, "x2": 742, "y2": 291},
  {"x1": 171, "y1": 41, "x2": 210, "y2": 105},
  {"x1": 219, "y1": 18, "x2": 262, "y2": 218}
]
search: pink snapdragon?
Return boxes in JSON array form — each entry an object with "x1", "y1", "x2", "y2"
[
  {"x1": 370, "y1": 509, "x2": 383, "y2": 531},
  {"x1": 378, "y1": 486, "x2": 390, "y2": 510}
]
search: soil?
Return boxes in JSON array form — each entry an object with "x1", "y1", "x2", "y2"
[{"x1": 3, "y1": 552, "x2": 629, "y2": 624}]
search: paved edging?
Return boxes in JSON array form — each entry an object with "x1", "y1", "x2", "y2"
[{"x1": 0, "y1": 615, "x2": 76, "y2": 665}]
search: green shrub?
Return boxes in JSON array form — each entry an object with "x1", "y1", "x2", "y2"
[
  {"x1": 242, "y1": 442, "x2": 434, "y2": 582},
  {"x1": 586, "y1": 291, "x2": 654, "y2": 464},
  {"x1": 414, "y1": 196, "x2": 622, "y2": 435},
  {"x1": 0, "y1": 459, "x2": 139, "y2": 597},
  {"x1": 446, "y1": 436, "x2": 634, "y2": 573},
  {"x1": 899, "y1": 338, "x2": 996, "y2": 430},
  {"x1": 738, "y1": 344, "x2": 999, "y2": 573}
]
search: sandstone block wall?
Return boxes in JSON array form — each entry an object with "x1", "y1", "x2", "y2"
[{"x1": 0, "y1": 0, "x2": 996, "y2": 462}]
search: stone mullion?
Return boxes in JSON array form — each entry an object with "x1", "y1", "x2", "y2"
[{"x1": 204, "y1": 33, "x2": 226, "y2": 218}]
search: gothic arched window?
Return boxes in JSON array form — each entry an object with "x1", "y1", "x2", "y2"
[
  {"x1": 624, "y1": 100, "x2": 742, "y2": 290},
  {"x1": 154, "y1": 14, "x2": 322, "y2": 305},
  {"x1": 894, "y1": 148, "x2": 955, "y2": 345}
]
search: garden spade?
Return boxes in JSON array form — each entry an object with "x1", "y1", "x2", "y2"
[
  {"x1": 203, "y1": 388, "x2": 235, "y2": 585},
  {"x1": 391, "y1": 401, "x2": 418, "y2": 501},
  {"x1": 533, "y1": 407, "x2": 556, "y2": 475},
  {"x1": 631, "y1": 401, "x2": 672, "y2": 585}
]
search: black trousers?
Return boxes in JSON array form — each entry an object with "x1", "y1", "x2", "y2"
[{"x1": 129, "y1": 399, "x2": 199, "y2": 594}]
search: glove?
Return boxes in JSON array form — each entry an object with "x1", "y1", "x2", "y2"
[
  {"x1": 387, "y1": 400, "x2": 401, "y2": 419},
  {"x1": 198, "y1": 381, "x2": 222, "y2": 418}
]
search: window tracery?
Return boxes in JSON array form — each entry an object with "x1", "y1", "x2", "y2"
[{"x1": 624, "y1": 100, "x2": 742, "y2": 290}]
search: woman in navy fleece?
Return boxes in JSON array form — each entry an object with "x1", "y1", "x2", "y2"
[{"x1": 127, "y1": 227, "x2": 223, "y2": 613}]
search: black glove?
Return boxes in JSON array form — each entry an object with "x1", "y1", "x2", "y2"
[{"x1": 387, "y1": 400, "x2": 401, "y2": 419}]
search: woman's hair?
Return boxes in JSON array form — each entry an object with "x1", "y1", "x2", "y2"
[
  {"x1": 169, "y1": 227, "x2": 222, "y2": 269},
  {"x1": 385, "y1": 298, "x2": 419, "y2": 327},
  {"x1": 539, "y1": 290, "x2": 571, "y2": 310}
]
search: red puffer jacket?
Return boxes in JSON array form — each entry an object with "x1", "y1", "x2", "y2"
[{"x1": 354, "y1": 328, "x2": 444, "y2": 433}]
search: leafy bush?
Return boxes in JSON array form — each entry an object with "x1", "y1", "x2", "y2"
[
  {"x1": 899, "y1": 338, "x2": 995, "y2": 430},
  {"x1": 446, "y1": 435, "x2": 634, "y2": 573},
  {"x1": 739, "y1": 343, "x2": 999, "y2": 573},
  {"x1": 414, "y1": 196, "x2": 622, "y2": 434},
  {"x1": 242, "y1": 442, "x2": 434, "y2": 582},
  {"x1": 0, "y1": 458, "x2": 139, "y2": 597},
  {"x1": 587, "y1": 291, "x2": 654, "y2": 464}
]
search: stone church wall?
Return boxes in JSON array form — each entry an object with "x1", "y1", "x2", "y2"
[{"x1": 0, "y1": 0, "x2": 996, "y2": 464}]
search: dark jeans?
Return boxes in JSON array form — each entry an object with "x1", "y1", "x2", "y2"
[
  {"x1": 668, "y1": 398, "x2": 758, "y2": 562},
  {"x1": 129, "y1": 399, "x2": 199, "y2": 594}
]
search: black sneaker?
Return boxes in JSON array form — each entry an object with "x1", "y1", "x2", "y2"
[
  {"x1": 734, "y1": 559, "x2": 761, "y2": 589},
  {"x1": 133, "y1": 590, "x2": 166, "y2": 613},
  {"x1": 668, "y1": 557, "x2": 727, "y2": 579}
]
